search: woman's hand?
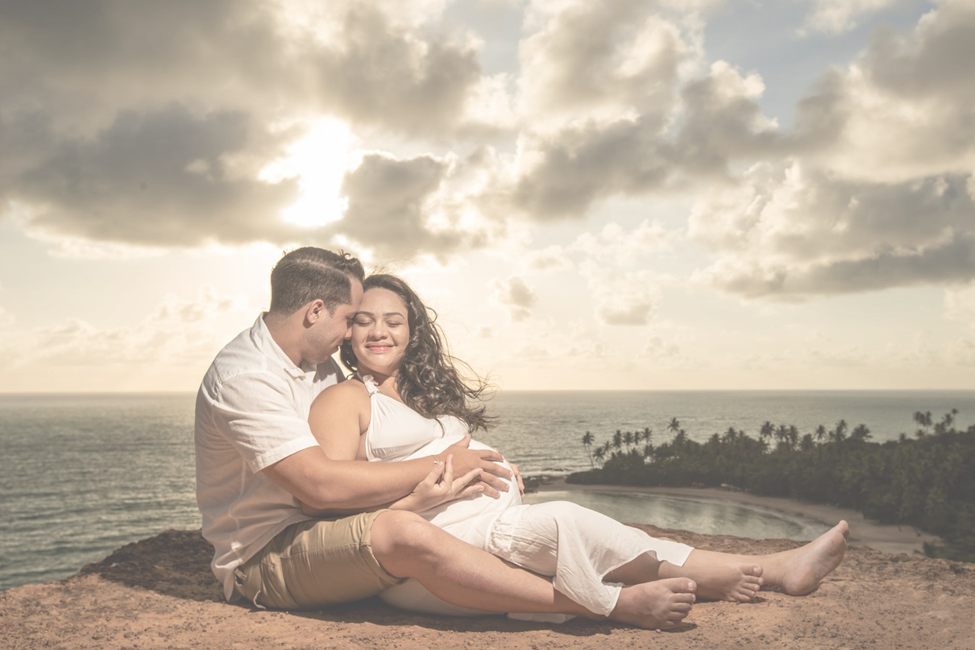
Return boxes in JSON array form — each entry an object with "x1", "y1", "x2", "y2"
[
  {"x1": 508, "y1": 461, "x2": 526, "y2": 497},
  {"x1": 390, "y1": 454, "x2": 484, "y2": 513}
]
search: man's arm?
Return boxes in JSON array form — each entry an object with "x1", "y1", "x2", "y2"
[{"x1": 261, "y1": 381, "x2": 511, "y2": 511}]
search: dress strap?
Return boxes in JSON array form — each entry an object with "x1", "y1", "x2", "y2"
[{"x1": 358, "y1": 373, "x2": 379, "y2": 396}]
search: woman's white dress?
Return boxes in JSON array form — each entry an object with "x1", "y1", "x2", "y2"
[{"x1": 360, "y1": 376, "x2": 693, "y2": 618}]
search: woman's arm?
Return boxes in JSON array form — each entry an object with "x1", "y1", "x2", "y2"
[
  {"x1": 306, "y1": 381, "x2": 369, "y2": 462},
  {"x1": 295, "y1": 381, "x2": 495, "y2": 516}
]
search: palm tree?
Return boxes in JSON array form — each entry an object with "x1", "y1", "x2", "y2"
[
  {"x1": 642, "y1": 442, "x2": 655, "y2": 460},
  {"x1": 581, "y1": 431, "x2": 595, "y2": 468},
  {"x1": 775, "y1": 424, "x2": 789, "y2": 446},
  {"x1": 913, "y1": 411, "x2": 932, "y2": 438},
  {"x1": 800, "y1": 433, "x2": 814, "y2": 451},
  {"x1": 850, "y1": 424, "x2": 871, "y2": 442},
  {"x1": 593, "y1": 446, "x2": 606, "y2": 465},
  {"x1": 612, "y1": 429, "x2": 623, "y2": 450},
  {"x1": 814, "y1": 424, "x2": 827, "y2": 444},
  {"x1": 641, "y1": 426, "x2": 653, "y2": 445},
  {"x1": 722, "y1": 427, "x2": 736, "y2": 444},
  {"x1": 623, "y1": 431, "x2": 634, "y2": 448},
  {"x1": 831, "y1": 419, "x2": 848, "y2": 444},
  {"x1": 668, "y1": 417, "x2": 681, "y2": 434},
  {"x1": 788, "y1": 425, "x2": 799, "y2": 449},
  {"x1": 673, "y1": 428, "x2": 688, "y2": 449}
]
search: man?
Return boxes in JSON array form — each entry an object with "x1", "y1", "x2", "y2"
[{"x1": 195, "y1": 247, "x2": 641, "y2": 621}]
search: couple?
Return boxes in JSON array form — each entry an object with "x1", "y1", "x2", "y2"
[{"x1": 195, "y1": 247, "x2": 848, "y2": 629}]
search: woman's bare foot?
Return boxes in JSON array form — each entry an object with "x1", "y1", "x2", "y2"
[
  {"x1": 688, "y1": 563, "x2": 763, "y2": 602},
  {"x1": 773, "y1": 521, "x2": 849, "y2": 596},
  {"x1": 610, "y1": 578, "x2": 696, "y2": 629}
]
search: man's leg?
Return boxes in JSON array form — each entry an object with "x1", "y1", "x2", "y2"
[{"x1": 370, "y1": 510, "x2": 697, "y2": 630}]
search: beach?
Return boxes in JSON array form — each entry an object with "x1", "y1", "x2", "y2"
[{"x1": 538, "y1": 478, "x2": 942, "y2": 556}]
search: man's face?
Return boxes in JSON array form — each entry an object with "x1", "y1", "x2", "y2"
[{"x1": 308, "y1": 279, "x2": 363, "y2": 364}]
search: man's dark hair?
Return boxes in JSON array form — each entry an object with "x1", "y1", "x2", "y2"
[{"x1": 269, "y1": 247, "x2": 364, "y2": 316}]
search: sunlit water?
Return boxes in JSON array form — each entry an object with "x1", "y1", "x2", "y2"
[
  {"x1": 2, "y1": 390, "x2": 973, "y2": 590},
  {"x1": 524, "y1": 490, "x2": 828, "y2": 540}
]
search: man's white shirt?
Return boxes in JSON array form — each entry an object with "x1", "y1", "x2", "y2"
[{"x1": 195, "y1": 314, "x2": 343, "y2": 600}]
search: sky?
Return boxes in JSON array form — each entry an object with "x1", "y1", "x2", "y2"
[{"x1": 1, "y1": 0, "x2": 974, "y2": 393}]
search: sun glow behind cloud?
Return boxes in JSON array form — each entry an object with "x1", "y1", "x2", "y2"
[{"x1": 262, "y1": 119, "x2": 355, "y2": 228}]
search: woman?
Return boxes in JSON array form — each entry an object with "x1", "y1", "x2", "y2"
[{"x1": 306, "y1": 275, "x2": 848, "y2": 627}]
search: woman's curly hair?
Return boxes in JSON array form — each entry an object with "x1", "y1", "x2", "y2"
[{"x1": 340, "y1": 274, "x2": 495, "y2": 432}]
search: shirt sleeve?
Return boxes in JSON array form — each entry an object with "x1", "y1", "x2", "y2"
[{"x1": 209, "y1": 372, "x2": 320, "y2": 474}]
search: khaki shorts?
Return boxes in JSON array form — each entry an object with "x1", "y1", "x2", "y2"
[{"x1": 234, "y1": 510, "x2": 402, "y2": 610}]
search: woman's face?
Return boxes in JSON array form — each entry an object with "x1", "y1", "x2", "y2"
[{"x1": 351, "y1": 287, "x2": 410, "y2": 378}]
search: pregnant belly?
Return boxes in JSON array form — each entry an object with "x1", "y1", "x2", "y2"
[{"x1": 405, "y1": 436, "x2": 523, "y2": 542}]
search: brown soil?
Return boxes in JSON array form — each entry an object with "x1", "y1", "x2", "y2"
[{"x1": 3, "y1": 527, "x2": 974, "y2": 649}]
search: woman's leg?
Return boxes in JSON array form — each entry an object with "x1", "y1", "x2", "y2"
[
  {"x1": 658, "y1": 520, "x2": 850, "y2": 596},
  {"x1": 489, "y1": 501, "x2": 847, "y2": 606},
  {"x1": 483, "y1": 501, "x2": 708, "y2": 615}
]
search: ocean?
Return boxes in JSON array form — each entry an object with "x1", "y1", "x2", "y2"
[{"x1": 2, "y1": 390, "x2": 973, "y2": 591}]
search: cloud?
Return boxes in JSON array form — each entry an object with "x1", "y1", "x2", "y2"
[
  {"x1": 490, "y1": 276, "x2": 537, "y2": 321},
  {"x1": 0, "y1": 0, "x2": 484, "y2": 135},
  {"x1": 570, "y1": 220, "x2": 672, "y2": 261},
  {"x1": 642, "y1": 334, "x2": 677, "y2": 357},
  {"x1": 333, "y1": 150, "x2": 505, "y2": 261},
  {"x1": 800, "y1": 0, "x2": 898, "y2": 36},
  {"x1": 4, "y1": 106, "x2": 302, "y2": 247},
  {"x1": 0, "y1": 305, "x2": 13, "y2": 328},
  {"x1": 688, "y1": 2, "x2": 975, "y2": 300},
  {"x1": 510, "y1": 59, "x2": 779, "y2": 219},
  {"x1": 792, "y1": 0, "x2": 975, "y2": 182},
  {"x1": 945, "y1": 282, "x2": 975, "y2": 329},
  {"x1": 584, "y1": 264, "x2": 660, "y2": 326},
  {"x1": 306, "y1": 2, "x2": 484, "y2": 135},
  {"x1": 0, "y1": 0, "x2": 492, "y2": 253},
  {"x1": 527, "y1": 245, "x2": 573, "y2": 271},
  {"x1": 518, "y1": 0, "x2": 689, "y2": 122},
  {"x1": 690, "y1": 163, "x2": 975, "y2": 299},
  {"x1": 0, "y1": 285, "x2": 244, "y2": 372}
]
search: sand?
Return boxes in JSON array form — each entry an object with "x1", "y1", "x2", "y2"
[{"x1": 3, "y1": 525, "x2": 974, "y2": 649}]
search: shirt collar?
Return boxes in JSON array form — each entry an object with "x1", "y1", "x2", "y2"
[{"x1": 252, "y1": 313, "x2": 317, "y2": 379}]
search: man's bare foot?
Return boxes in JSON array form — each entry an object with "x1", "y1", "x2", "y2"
[
  {"x1": 776, "y1": 521, "x2": 849, "y2": 596},
  {"x1": 610, "y1": 578, "x2": 696, "y2": 629},
  {"x1": 690, "y1": 563, "x2": 763, "y2": 602}
]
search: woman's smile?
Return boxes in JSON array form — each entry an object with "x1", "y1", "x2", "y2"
[{"x1": 351, "y1": 287, "x2": 410, "y2": 378}]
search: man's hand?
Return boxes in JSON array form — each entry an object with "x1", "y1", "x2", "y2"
[
  {"x1": 443, "y1": 434, "x2": 511, "y2": 499},
  {"x1": 390, "y1": 455, "x2": 484, "y2": 513}
]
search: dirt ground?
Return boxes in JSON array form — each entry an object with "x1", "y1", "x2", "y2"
[{"x1": 3, "y1": 526, "x2": 974, "y2": 650}]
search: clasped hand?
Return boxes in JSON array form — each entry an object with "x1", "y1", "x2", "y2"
[
  {"x1": 439, "y1": 433, "x2": 525, "y2": 499},
  {"x1": 390, "y1": 454, "x2": 484, "y2": 513}
]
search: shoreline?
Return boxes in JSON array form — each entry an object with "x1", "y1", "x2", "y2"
[{"x1": 535, "y1": 477, "x2": 941, "y2": 556}]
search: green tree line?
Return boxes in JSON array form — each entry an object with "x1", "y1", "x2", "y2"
[{"x1": 572, "y1": 410, "x2": 975, "y2": 563}]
